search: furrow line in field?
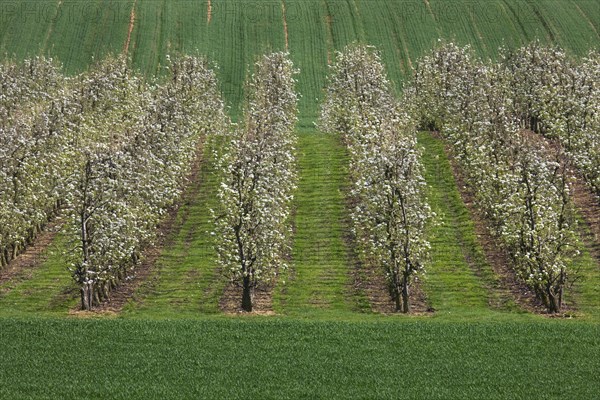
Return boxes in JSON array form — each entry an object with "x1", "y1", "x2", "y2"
[
  {"x1": 572, "y1": 0, "x2": 599, "y2": 40},
  {"x1": 123, "y1": 0, "x2": 137, "y2": 54},
  {"x1": 468, "y1": 6, "x2": 488, "y2": 54},
  {"x1": 41, "y1": 0, "x2": 63, "y2": 53},
  {"x1": 282, "y1": 1, "x2": 289, "y2": 51},
  {"x1": 207, "y1": 0, "x2": 212, "y2": 24}
]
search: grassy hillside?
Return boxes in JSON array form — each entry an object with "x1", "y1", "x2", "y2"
[
  {"x1": 0, "y1": 0, "x2": 600, "y2": 314},
  {"x1": 0, "y1": 0, "x2": 598, "y2": 318},
  {"x1": 1, "y1": 2, "x2": 599, "y2": 398},
  {"x1": 1, "y1": 0, "x2": 598, "y2": 117}
]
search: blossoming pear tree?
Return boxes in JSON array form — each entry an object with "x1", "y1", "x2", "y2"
[
  {"x1": 320, "y1": 44, "x2": 432, "y2": 313},
  {"x1": 213, "y1": 52, "x2": 298, "y2": 312}
]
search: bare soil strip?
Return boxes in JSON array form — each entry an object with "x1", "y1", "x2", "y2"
[
  {"x1": 0, "y1": 217, "x2": 64, "y2": 290},
  {"x1": 123, "y1": 0, "x2": 137, "y2": 54},
  {"x1": 92, "y1": 140, "x2": 207, "y2": 313},
  {"x1": 282, "y1": 1, "x2": 289, "y2": 51},
  {"x1": 219, "y1": 283, "x2": 275, "y2": 315},
  {"x1": 437, "y1": 133, "x2": 549, "y2": 314}
]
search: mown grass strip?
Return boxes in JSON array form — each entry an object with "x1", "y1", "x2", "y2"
[
  {"x1": 0, "y1": 232, "x2": 78, "y2": 316},
  {"x1": 274, "y1": 127, "x2": 362, "y2": 316},
  {"x1": 418, "y1": 132, "x2": 514, "y2": 316},
  {"x1": 569, "y1": 214, "x2": 600, "y2": 319},
  {"x1": 122, "y1": 144, "x2": 224, "y2": 317}
]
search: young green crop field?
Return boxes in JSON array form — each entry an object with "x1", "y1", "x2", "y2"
[
  {"x1": 1, "y1": 318, "x2": 599, "y2": 399},
  {"x1": 1, "y1": 1, "x2": 599, "y2": 398}
]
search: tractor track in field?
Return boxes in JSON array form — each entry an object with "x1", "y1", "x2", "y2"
[
  {"x1": 324, "y1": 0, "x2": 334, "y2": 64},
  {"x1": 468, "y1": 7, "x2": 488, "y2": 53},
  {"x1": 207, "y1": 0, "x2": 212, "y2": 24},
  {"x1": 123, "y1": 0, "x2": 137, "y2": 55},
  {"x1": 382, "y1": 2, "x2": 414, "y2": 73},
  {"x1": 530, "y1": 3, "x2": 558, "y2": 43},
  {"x1": 89, "y1": 140, "x2": 207, "y2": 314},
  {"x1": 571, "y1": 0, "x2": 599, "y2": 39},
  {"x1": 501, "y1": 0, "x2": 531, "y2": 42},
  {"x1": 423, "y1": 0, "x2": 435, "y2": 22},
  {"x1": 282, "y1": 1, "x2": 289, "y2": 51},
  {"x1": 401, "y1": 32, "x2": 414, "y2": 71},
  {"x1": 41, "y1": 0, "x2": 63, "y2": 53},
  {"x1": 436, "y1": 132, "x2": 550, "y2": 314}
]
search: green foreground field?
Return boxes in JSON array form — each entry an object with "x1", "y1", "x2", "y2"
[
  {"x1": 1, "y1": 318, "x2": 599, "y2": 399},
  {"x1": 1, "y1": 1, "x2": 600, "y2": 398}
]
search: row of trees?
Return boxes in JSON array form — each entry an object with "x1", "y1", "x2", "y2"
[
  {"x1": 500, "y1": 42, "x2": 600, "y2": 199},
  {"x1": 411, "y1": 42, "x2": 580, "y2": 313},
  {"x1": 0, "y1": 57, "x2": 73, "y2": 268},
  {"x1": 1, "y1": 56, "x2": 151, "y2": 271},
  {"x1": 320, "y1": 45, "x2": 432, "y2": 313},
  {"x1": 2, "y1": 44, "x2": 592, "y2": 314},
  {"x1": 0, "y1": 56, "x2": 64, "y2": 127},
  {"x1": 0, "y1": 55, "x2": 226, "y2": 309},
  {"x1": 213, "y1": 52, "x2": 299, "y2": 312},
  {"x1": 67, "y1": 56, "x2": 227, "y2": 310}
]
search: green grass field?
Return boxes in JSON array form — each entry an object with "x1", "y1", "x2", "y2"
[{"x1": 1, "y1": 1, "x2": 599, "y2": 398}]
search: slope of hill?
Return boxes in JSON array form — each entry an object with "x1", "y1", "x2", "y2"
[
  {"x1": 1, "y1": 0, "x2": 598, "y2": 315},
  {"x1": 1, "y1": 3, "x2": 599, "y2": 398},
  {"x1": 1, "y1": 0, "x2": 598, "y2": 117}
]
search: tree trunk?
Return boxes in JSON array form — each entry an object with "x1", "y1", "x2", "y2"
[
  {"x1": 101, "y1": 282, "x2": 109, "y2": 302},
  {"x1": 80, "y1": 287, "x2": 85, "y2": 310},
  {"x1": 81, "y1": 283, "x2": 92, "y2": 311},
  {"x1": 393, "y1": 286, "x2": 402, "y2": 312},
  {"x1": 558, "y1": 284, "x2": 564, "y2": 312},
  {"x1": 241, "y1": 275, "x2": 253, "y2": 312},
  {"x1": 547, "y1": 286, "x2": 560, "y2": 314},
  {"x1": 3, "y1": 248, "x2": 10, "y2": 265},
  {"x1": 392, "y1": 271, "x2": 402, "y2": 313},
  {"x1": 401, "y1": 275, "x2": 410, "y2": 314},
  {"x1": 93, "y1": 286, "x2": 100, "y2": 306}
]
